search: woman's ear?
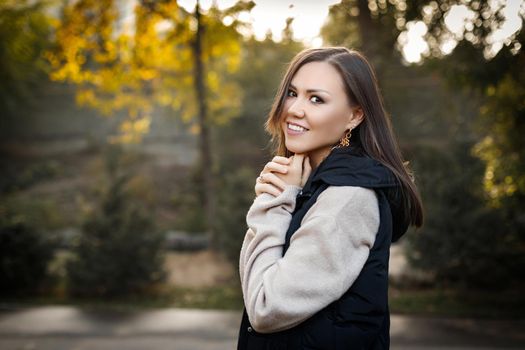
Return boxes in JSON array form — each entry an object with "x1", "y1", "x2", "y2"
[{"x1": 346, "y1": 106, "x2": 364, "y2": 129}]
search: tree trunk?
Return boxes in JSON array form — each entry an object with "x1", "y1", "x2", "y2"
[
  {"x1": 357, "y1": 0, "x2": 380, "y2": 71},
  {"x1": 193, "y1": 1, "x2": 216, "y2": 249}
]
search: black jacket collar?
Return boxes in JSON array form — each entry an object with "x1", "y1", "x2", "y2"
[{"x1": 299, "y1": 145, "x2": 409, "y2": 242}]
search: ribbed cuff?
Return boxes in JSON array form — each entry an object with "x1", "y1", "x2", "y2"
[
  {"x1": 280, "y1": 184, "x2": 302, "y2": 199},
  {"x1": 253, "y1": 184, "x2": 302, "y2": 208}
]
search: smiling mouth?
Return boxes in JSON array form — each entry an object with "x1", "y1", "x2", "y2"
[{"x1": 287, "y1": 123, "x2": 309, "y2": 132}]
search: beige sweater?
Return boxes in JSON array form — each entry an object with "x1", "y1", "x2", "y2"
[{"x1": 239, "y1": 184, "x2": 380, "y2": 334}]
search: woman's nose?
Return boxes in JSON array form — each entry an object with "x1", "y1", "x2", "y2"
[{"x1": 287, "y1": 98, "x2": 305, "y2": 118}]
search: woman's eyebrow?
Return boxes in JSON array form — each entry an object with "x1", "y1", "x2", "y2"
[{"x1": 289, "y1": 83, "x2": 331, "y2": 95}]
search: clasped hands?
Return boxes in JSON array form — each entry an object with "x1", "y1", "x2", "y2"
[{"x1": 255, "y1": 153, "x2": 312, "y2": 197}]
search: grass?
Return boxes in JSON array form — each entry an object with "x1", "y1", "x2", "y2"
[
  {"x1": 0, "y1": 281, "x2": 244, "y2": 313},
  {"x1": 389, "y1": 286, "x2": 525, "y2": 318},
  {"x1": 162, "y1": 283, "x2": 244, "y2": 310},
  {"x1": 2, "y1": 283, "x2": 523, "y2": 320}
]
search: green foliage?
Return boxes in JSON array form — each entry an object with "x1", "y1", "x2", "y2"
[
  {"x1": 0, "y1": 0, "x2": 51, "y2": 131},
  {"x1": 403, "y1": 0, "x2": 525, "y2": 289},
  {"x1": 1, "y1": 196, "x2": 64, "y2": 230},
  {"x1": 214, "y1": 166, "x2": 257, "y2": 266},
  {"x1": 407, "y1": 141, "x2": 521, "y2": 289},
  {"x1": 472, "y1": 63, "x2": 525, "y2": 206},
  {"x1": 67, "y1": 145, "x2": 166, "y2": 298},
  {"x1": 419, "y1": 33, "x2": 525, "y2": 210},
  {"x1": 171, "y1": 163, "x2": 207, "y2": 233},
  {"x1": 0, "y1": 210, "x2": 55, "y2": 296},
  {"x1": 0, "y1": 158, "x2": 63, "y2": 194},
  {"x1": 404, "y1": 1, "x2": 525, "y2": 202}
]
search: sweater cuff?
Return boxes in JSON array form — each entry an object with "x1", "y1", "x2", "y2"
[
  {"x1": 253, "y1": 184, "x2": 302, "y2": 212},
  {"x1": 280, "y1": 184, "x2": 302, "y2": 199}
]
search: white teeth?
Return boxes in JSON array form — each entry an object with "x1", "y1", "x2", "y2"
[{"x1": 288, "y1": 123, "x2": 307, "y2": 132}]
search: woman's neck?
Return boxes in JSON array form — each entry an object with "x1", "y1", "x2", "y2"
[{"x1": 308, "y1": 148, "x2": 331, "y2": 171}]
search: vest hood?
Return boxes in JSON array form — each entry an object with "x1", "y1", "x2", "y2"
[{"x1": 299, "y1": 145, "x2": 409, "y2": 242}]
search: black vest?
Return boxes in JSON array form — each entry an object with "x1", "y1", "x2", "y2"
[{"x1": 237, "y1": 146, "x2": 409, "y2": 350}]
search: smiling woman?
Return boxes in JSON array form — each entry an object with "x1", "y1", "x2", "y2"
[{"x1": 237, "y1": 47, "x2": 424, "y2": 350}]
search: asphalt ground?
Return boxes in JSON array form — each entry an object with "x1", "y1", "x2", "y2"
[{"x1": 0, "y1": 306, "x2": 523, "y2": 349}]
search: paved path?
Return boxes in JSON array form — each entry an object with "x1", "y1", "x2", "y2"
[{"x1": 0, "y1": 306, "x2": 523, "y2": 349}]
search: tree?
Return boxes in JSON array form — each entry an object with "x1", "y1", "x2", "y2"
[
  {"x1": 321, "y1": 0, "x2": 407, "y2": 78},
  {"x1": 402, "y1": 0, "x2": 525, "y2": 205},
  {"x1": 46, "y1": 0, "x2": 255, "y2": 248},
  {"x1": 402, "y1": 0, "x2": 525, "y2": 287},
  {"x1": 0, "y1": 0, "x2": 51, "y2": 137}
]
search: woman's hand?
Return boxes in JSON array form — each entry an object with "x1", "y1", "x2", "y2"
[
  {"x1": 255, "y1": 154, "x2": 312, "y2": 197},
  {"x1": 278, "y1": 153, "x2": 312, "y2": 188},
  {"x1": 255, "y1": 156, "x2": 290, "y2": 197}
]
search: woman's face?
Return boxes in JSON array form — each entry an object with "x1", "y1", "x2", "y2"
[{"x1": 280, "y1": 61, "x2": 362, "y2": 167}]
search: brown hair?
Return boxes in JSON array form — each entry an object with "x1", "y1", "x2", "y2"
[{"x1": 264, "y1": 47, "x2": 423, "y2": 228}]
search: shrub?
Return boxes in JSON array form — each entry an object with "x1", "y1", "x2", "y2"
[
  {"x1": 67, "y1": 145, "x2": 166, "y2": 298},
  {"x1": 214, "y1": 166, "x2": 257, "y2": 267},
  {"x1": 406, "y1": 141, "x2": 517, "y2": 290},
  {"x1": 0, "y1": 212, "x2": 54, "y2": 296},
  {"x1": 171, "y1": 162, "x2": 207, "y2": 234}
]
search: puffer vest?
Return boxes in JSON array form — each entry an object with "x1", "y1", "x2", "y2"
[{"x1": 237, "y1": 146, "x2": 409, "y2": 350}]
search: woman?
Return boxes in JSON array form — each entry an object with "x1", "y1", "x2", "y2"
[{"x1": 237, "y1": 47, "x2": 424, "y2": 349}]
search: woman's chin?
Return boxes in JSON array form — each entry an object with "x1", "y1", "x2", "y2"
[
  {"x1": 284, "y1": 141, "x2": 305, "y2": 153},
  {"x1": 286, "y1": 146, "x2": 308, "y2": 155}
]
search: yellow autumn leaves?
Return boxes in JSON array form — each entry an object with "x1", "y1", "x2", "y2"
[{"x1": 46, "y1": 0, "x2": 251, "y2": 143}]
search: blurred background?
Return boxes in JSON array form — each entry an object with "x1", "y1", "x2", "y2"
[{"x1": 0, "y1": 0, "x2": 524, "y2": 348}]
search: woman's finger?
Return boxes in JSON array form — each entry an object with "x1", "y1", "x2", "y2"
[
  {"x1": 255, "y1": 182, "x2": 282, "y2": 197},
  {"x1": 272, "y1": 156, "x2": 291, "y2": 165},
  {"x1": 290, "y1": 153, "x2": 304, "y2": 171},
  {"x1": 288, "y1": 153, "x2": 304, "y2": 182},
  {"x1": 301, "y1": 156, "x2": 312, "y2": 187},
  {"x1": 260, "y1": 172, "x2": 287, "y2": 191},
  {"x1": 263, "y1": 161, "x2": 289, "y2": 175}
]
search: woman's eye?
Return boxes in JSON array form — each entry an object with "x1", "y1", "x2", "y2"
[
  {"x1": 286, "y1": 90, "x2": 324, "y2": 103},
  {"x1": 310, "y1": 95, "x2": 324, "y2": 104}
]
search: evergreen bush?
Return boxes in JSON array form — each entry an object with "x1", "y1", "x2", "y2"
[
  {"x1": 406, "y1": 141, "x2": 516, "y2": 289},
  {"x1": 214, "y1": 166, "x2": 257, "y2": 267},
  {"x1": 67, "y1": 145, "x2": 166, "y2": 297},
  {"x1": 0, "y1": 212, "x2": 54, "y2": 296}
]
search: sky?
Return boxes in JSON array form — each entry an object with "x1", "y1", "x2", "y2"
[
  {"x1": 399, "y1": 0, "x2": 524, "y2": 62},
  {"x1": 145, "y1": 0, "x2": 524, "y2": 63},
  {"x1": 177, "y1": 0, "x2": 341, "y2": 46}
]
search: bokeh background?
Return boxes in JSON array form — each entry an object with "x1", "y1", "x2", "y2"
[{"x1": 1, "y1": 0, "x2": 524, "y2": 343}]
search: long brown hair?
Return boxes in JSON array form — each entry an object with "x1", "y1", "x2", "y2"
[{"x1": 264, "y1": 47, "x2": 424, "y2": 228}]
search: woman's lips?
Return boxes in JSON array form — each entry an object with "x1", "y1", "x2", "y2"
[{"x1": 286, "y1": 122, "x2": 308, "y2": 135}]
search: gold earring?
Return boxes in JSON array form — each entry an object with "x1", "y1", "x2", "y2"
[{"x1": 339, "y1": 129, "x2": 352, "y2": 147}]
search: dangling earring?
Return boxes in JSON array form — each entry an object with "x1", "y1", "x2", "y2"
[{"x1": 339, "y1": 128, "x2": 352, "y2": 147}]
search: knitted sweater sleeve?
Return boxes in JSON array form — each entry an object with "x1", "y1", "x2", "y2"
[{"x1": 239, "y1": 184, "x2": 380, "y2": 334}]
